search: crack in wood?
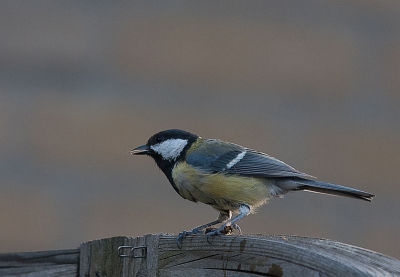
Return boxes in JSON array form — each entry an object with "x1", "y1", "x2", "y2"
[
  {"x1": 164, "y1": 253, "x2": 222, "y2": 268},
  {"x1": 207, "y1": 267, "x2": 278, "y2": 277}
]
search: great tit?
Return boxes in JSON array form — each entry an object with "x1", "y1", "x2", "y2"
[{"x1": 131, "y1": 129, "x2": 374, "y2": 245}]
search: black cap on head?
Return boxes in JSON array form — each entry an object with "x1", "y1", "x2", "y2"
[
  {"x1": 131, "y1": 129, "x2": 198, "y2": 156},
  {"x1": 147, "y1": 129, "x2": 198, "y2": 147}
]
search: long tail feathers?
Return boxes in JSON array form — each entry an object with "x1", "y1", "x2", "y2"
[{"x1": 280, "y1": 179, "x2": 375, "y2": 202}]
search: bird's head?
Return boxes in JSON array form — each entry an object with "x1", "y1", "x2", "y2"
[{"x1": 131, "y1": 129, "x2": 198, "y2": 172}]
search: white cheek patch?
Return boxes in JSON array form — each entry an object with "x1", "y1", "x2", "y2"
[{"x1": 150, "y1": 139, "x2": 188, "y2": 161}]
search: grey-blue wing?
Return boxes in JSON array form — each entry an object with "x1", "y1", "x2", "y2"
[
  {"x1": 219, "y1": 149, "x2": 313, "y2": 179},
  {"x1": 185, "y1": 139, "x2": 243, "y2": 169},
  {"x1": 186, "y1": 139, "x2": 313, "y2": 179}
]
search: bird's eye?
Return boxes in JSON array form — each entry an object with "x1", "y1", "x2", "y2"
[{"x1": 156, "y1": 136, "x2": 163, "y2": 143}]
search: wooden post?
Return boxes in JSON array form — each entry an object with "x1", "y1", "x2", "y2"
[
  {"x1": 1, "y1": 234, "x2": 400, "y2": 276},
  {"x1": 80, "y1": 234, "x2": 159, "y2": 277},
  {"x1": 78, "y1": 234, "x2": 400, "y2": 276}
]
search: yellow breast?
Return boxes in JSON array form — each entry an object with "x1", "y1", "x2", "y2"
[{"x1": 172, "y1": 162, "x2": 280, "y2": 212}]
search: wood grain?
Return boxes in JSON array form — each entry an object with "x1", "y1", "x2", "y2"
[
  {"x1": 1, "y1": 234, "x2": 400, "y2": 276},
  {"x1": 157, "y1": 234, "x2": 400, "y2": 276},
  {"x1": 0, "y1": 249, "x2": 79, "y2": 277}
]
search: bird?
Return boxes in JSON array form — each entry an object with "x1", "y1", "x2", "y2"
[{"x1": 130, "y1": 129, "x2": 374, "y2": 246}]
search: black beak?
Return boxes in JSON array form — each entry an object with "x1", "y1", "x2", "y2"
[{"x1": 130, "y1": 144, "x2": 150, "y2": 155}]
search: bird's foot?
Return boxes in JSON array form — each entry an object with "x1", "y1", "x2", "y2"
[
  {"x1": 205, "y1": 223, "x2": 241, "y2": 244},
  {"x1": 176, "y1": 227, "x2": 203, "y2": 249},
  {"x1": 231, "y1": 223, "x2": 242, "y2": 234}
]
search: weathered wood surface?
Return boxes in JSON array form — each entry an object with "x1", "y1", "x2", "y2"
[
  {"x1": 1, "y1": 234, "x2": 400, "y2": 276},
  {"x1": 159, "y1": 234, "x2": 400, "y2": 276},
  {"x1": 80, "y1": 235, "x2": 159, "y2": 277},
  {"x1": 80, "y1": 234, "x2": 400, "y2": 277},
  {"x1": 0, "y1": 248, "x2": 79, "y2": 277}
]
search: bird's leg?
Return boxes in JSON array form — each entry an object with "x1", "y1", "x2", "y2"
[
  {"x1": 177, "y1": 211, "x2": 230, "y2": 248},
  {"x1": 206, "y1": 204, "x2": 250, "y2": 242}
]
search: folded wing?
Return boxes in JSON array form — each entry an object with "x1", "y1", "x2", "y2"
[{"x1": 186, "y1": 139, "x2": 313, "y2": 179}]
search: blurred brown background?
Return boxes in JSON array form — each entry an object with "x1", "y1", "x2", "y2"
[{"x1": 1, "y1": 1, "x2": 399, "y2": 258}]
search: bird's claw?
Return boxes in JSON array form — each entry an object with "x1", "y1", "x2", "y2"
[
  {"x1": 205, "y1": 223, "x2": 242, "y2": 244},
  {"x1": 231, "y1": 223, "x2": 242, "y2": 234},
  {"x1": 178, "y1": 223, "x2": 243, "y2": 247},
  {"x1": 205, "y1": 229, "x2": 222, "y2": 244},
  {"x1": 176, "y1": 231, "x2": 188, "y2": 249},
  {"x1": 176, "y1": 227, "x2": 203, "y2": 248}
]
